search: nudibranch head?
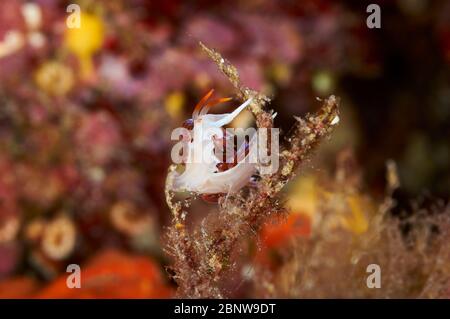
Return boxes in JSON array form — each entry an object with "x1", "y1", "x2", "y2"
[{"x1": 170, "y1": 89, "x2": 257, "y2": 198}]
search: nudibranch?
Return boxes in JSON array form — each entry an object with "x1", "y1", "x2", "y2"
[{"x1": 170, "y1": 89, "x2": 257, "y2": 201}]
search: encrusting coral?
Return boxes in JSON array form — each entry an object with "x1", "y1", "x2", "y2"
[{"x1": 165, "y1": 43, "x2": 340, "y2": 298}]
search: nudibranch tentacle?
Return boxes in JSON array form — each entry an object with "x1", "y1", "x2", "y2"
[
  {"x1": 171, "y1": 90, "x2": 257, "y2": 196},
  {"x1": 192, "y1": 88, "x2": 214, "y2": 120},
  {"x1": 199, "y1": 97, "x2": 233, "y2": 117}
]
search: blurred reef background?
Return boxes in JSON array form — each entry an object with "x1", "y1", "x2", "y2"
[{"x1": 0, "y1": 0, "x2": 449, "y2": 298}]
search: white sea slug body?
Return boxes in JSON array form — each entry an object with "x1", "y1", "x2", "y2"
[{"x1": 171, "y1": 90, "x2": 257, "y2": 198}]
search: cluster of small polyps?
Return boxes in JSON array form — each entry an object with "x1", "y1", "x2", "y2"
[{"x1": 169, "y1": 89, "x2": 279, "y2": 201}]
